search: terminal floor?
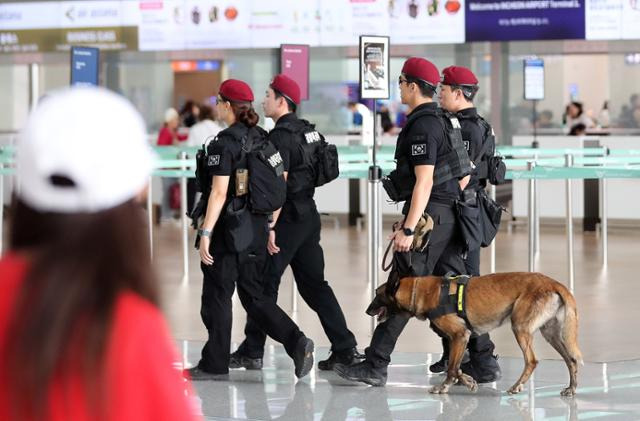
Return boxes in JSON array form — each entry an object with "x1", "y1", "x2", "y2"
[
  {"x1": 153, "y1": 221, "x2": 640, "y2": 420},
  {"x1": 180, "y1": 342, "x2": 640, "y2": 421}
]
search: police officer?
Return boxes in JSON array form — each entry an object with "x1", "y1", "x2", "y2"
[
  {"x1": 333, "y1": 57, "x2": 470, "y2": 386},
  {"x1": 229, "y1": 74, "x2": 362, "y2": 371},
  {"x1": 185, "y1": 79, "x2": 314, "y2": 380},
  {"x1": 437, "y1": 65, "x2": 501, "y2": 383}
]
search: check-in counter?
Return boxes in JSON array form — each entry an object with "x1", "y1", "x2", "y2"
[{"x1": 511, "y1": 135, "x2": 640, "y2": 225}]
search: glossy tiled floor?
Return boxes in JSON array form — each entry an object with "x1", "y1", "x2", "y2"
[
  {"x1": 182, "y1": 343, "x2": 640, "y2": 420},
  {"x1": 152, "y1": 220, "x2": 640, "y2": 420}
]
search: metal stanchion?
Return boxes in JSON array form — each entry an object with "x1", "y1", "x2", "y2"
[
  {"x1": 368, "y1": 165, "x2": 382, "y2": 335},
  {"x1": 600, "y1": 147, "x2": 608, "y2": 267},
  {"x1": 527, "y1": 161, "x2": 536, "y2": 272},
  {"x1": 565, "y1": 154, "x2": 575, "y2": 293},
  {"x1": 601, "y1": 177, "x2": 608, "y2": 267},
  {"x1": 147, "y1": 175, "x2": 153, "y2": 260},
  {"x1": 533, "y1": 152, "x2": 540, "y2": 256},
  {"x1": 490, "y1": 184, "x2": 497, "y2": 273},
  {"x1": 180, "y1": 152, "x2": 189, "y2": 284}
]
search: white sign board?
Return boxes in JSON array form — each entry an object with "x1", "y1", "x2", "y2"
[{"x1": 524, "y1": 58, "x2": 545, "y2": 101}]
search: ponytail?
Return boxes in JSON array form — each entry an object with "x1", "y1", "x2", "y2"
[
  {"x1": 238, "y1": 107, "x2": 259, "y2": 128},
  {"x1": 221, "y1": 95, "x2": 259, "y2": 128}
]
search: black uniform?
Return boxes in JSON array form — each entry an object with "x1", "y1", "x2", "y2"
[
  {"x1": 196, "y1": 122, "x2": 307, "y2": 375},
  {"x1": 236, "y1": 113, "x2": 357, "y2": 358},
  {"x1": 456, "y1": 107, "x2": 499, "y2": 375},
  {"x1": 365, "y1": 102, "x2": 467, "y2": 369}
]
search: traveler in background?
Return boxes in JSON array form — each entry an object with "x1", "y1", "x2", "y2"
[
  {"x1": 0, "y1": 87, "x2": 200, "y2": 421},
  {"x1": 157, "y1": 107, "x2": 186, "y2": 221},
  {"x1": 180, "y1": 100, "x2": 201, "y2": 128},
  {"x1": 564, "y1": 101, "x2": 594, "y2": 132}
]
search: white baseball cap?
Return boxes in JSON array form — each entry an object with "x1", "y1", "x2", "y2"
[{"x1": 17, "y1": 87, "x2": 154, "y2": 213}]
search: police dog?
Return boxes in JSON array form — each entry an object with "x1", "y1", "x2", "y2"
[{"x1": 367, "y1": 272, "x2": 582, "y2": 396}]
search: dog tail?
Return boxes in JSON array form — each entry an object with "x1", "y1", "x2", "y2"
[{"x1": 556, "y1": 284, "x2": 584, "y2": 366}]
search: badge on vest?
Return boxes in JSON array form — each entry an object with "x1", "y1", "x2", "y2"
[
  {"x1": 449, "y1": 117, "x2": 461, "y2": 129},
  {"x1": 267, "y1": 151, "x2": 283, "y2": 168},
  {"x1": 208, "y1": 155, "x2": 220, "y2": 166},
  {"x1": 412, "y1": 144, "x2": 427, "y2": 156},
  {"x1": 304, "y1": 131, "x2": 321, "y2": 144}
]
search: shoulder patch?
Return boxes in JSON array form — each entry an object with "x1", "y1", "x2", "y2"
[
  {"x1": 412, "y1": 144, "x2": 427, "y2": 156},
  {"x1": 208, "y1": 155, "x2": 220, "y2": 166}
]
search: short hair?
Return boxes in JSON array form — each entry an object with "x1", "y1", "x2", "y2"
[
  {"x1": 273, "y1": 89, "x2": 297, "y2": 113},
  {"x1": 403, "y1": 74, "x2": 436, "y2": 98}
]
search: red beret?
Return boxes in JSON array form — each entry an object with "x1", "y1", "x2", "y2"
[
  {"x1": 401, "y1": 57, "x2": 439, "y2": 86},
  {"x1": 219, "y1": 79, "x2": 254, "y2": 102},
  {"x1": 442, "y1": 66, "x2": 478, "y2": 86},
  {"x1": 270, "y1": 74, "x2": 301, "y2": 105}
]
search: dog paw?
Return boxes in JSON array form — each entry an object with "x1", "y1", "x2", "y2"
[
  {"x1": 507, "y1": 383, "x2": 524, "y2": 394},
  {"x1": 458, "y1": 373, "x2": 478, "y2": 392},
  {"x1": 429, "y1": 383, "x2": 451, "y2": 394},
  {"x1": 560, "y1": 387, "x2": 576, "y2": 397}
]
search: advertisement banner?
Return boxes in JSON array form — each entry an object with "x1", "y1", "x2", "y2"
[
  {"x1": 466, "y1": 0, "x2": 586, "y2": 41},
  {"x1": 586, "y1": 0, "x2": 640, "y2": 40},
  {"x1": 390, "y1": 0, "x2": 465, "y2": 44},
  {"x1": 280, "y1": 44, "x2": 310, "y2": 101}
]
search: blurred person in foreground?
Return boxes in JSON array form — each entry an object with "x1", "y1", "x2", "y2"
[{"x1": 0, "y1": 87, "x2": 201, "y2": 421}]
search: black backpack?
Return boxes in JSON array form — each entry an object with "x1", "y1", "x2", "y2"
[
  {"x1": 270, "y1": 119, "x2": 339, "y2": 193},
  {"x1": 240, "y1": 127, "x2": 287, "y2": 214},
  {"x1": 471, "y1": 117, "x2": 506, "y2": 185}
]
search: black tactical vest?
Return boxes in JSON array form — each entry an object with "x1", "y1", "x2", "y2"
[{"x1": 384, "y1": 107, "x2": 472, "y2": 203}]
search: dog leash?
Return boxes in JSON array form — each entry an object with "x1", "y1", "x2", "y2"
[{"x1": 381, "y1": 221, "x2": 400, "y2": 272}]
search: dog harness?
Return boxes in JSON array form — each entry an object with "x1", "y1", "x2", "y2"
[{"x1": 423, "y1": 272, "x2": 474, "y2": 330}]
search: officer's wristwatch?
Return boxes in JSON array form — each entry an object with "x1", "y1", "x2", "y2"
[
  {"x1": 402, "y1": 227, "x2": 415, "y2": 236},
  {"x1": 198, "y1": 228, "x2": 212, "y2": 238}
]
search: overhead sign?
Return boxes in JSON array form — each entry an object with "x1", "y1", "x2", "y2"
[
  {"x1": 466, "y1": 0, "x2": 586, "y2": 41},
  {"x1": 70, "y1": 46, "x2": 99, "y2": 86},
  {"x1": 524, "y1": 58, "x2": 545, "y2": 101},
  {"x1": 280, "y1": 44, "x2": 310, "y2": 101},
  {"x1": 586, "y1": 0, "x2": 640, "y2": 40}
]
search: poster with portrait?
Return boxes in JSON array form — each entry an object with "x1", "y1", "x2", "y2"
[{"x1": 359, "y1": 35, "x2": 389, "y2": 99}]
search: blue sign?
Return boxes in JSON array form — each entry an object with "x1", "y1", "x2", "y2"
[
  {"x1": 196, "y1": 60, "x2": 220, "y2": 71},
  {"x1": 70, "y1": 46, "x2": 99, "y2": 87},
  {"x1": 466, "y1": 0, "x2": 586, "y2": 42}
]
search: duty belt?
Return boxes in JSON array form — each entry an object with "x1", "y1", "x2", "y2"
[{"x1": 424, "y1": 272, "x2": 473, "y2": 330}]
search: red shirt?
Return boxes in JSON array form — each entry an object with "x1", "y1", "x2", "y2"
[
  {"x1": 0, "y1": 254, "x2": 201, "y2": 421},
  {"x1": 157, "y1": 126, "x2": 188, "y2": 146}
]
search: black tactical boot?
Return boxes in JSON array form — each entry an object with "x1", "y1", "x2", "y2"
[
  {"x1": 318, "y1": 347, "x2": 365, "y2": 371},
  {"x1": 462, "y1": 354, "x2": 501, "y2": 383},
  {"x1": 429, "y1": 350, "x2": 470, "y2": 373},
  {"x1": 333, "y1": 361, "x2": 388, "y2": 387},
  {"x1": 183, "y1": 366, "x2": 229, "y2": 381},
  {"x1": 293, "y1": 336, "x2": 315, "y2": 379},
  {"x1": 229, "y1": 350, "x2": 263, "y2": 370}
]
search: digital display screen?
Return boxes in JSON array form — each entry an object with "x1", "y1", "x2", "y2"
[
  {"x1": 70, "y1": 46, "x2": 99, "y2": 86},
  {"x1": 524, "y1": 58, "x2": 545, "y2": 101}
]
